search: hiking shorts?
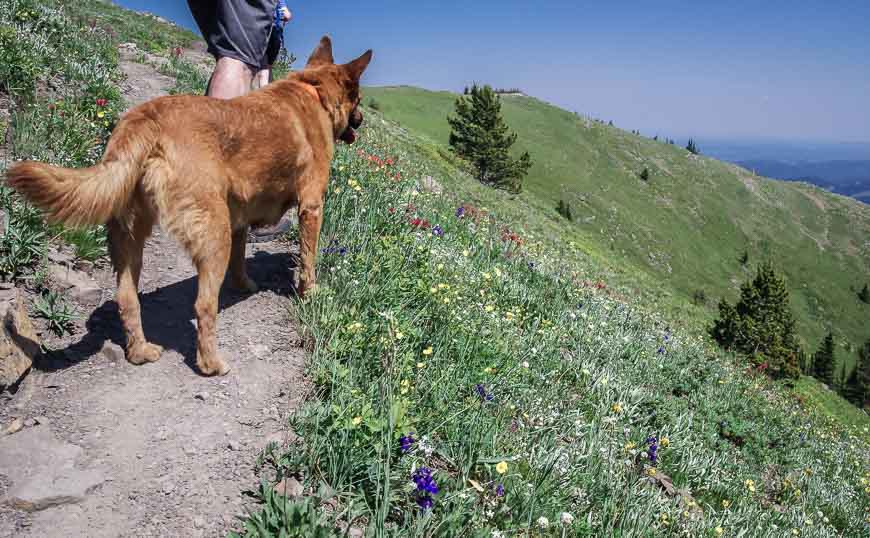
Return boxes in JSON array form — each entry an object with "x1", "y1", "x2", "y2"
[{"x1": 187, "y1": 0, "x2": 279, "y2": 70}]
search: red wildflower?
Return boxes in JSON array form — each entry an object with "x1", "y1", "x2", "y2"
[{"x1": 95, "y1": 98, "x2": 107, "y2": 107}]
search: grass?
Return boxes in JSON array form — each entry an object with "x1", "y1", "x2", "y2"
[{"x1": 363, "y1": 86, "x2": 870, "y2": 378}]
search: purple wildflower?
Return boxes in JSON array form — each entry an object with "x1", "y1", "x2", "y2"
[
  {"x1": 657, "y1": 346, "x2": 666, "y2": 355},
  {"x1": 432, "y1": 225, "x2": 444, "y2": 237},
  {"x1": 400, "y1": 434, "x2": 416, "y2": 454},
  {"x1": 455, "y1": 206, "x2": 465, "y2": 218},
  {"x1": 416, "y1": 495, "x2": 434, "y2": 510},
  {"x1": 527, "y1": 261, "x2": 536, "y2": 270},
  {"x1": 646, "y1": 436, "x2": 659, "y2": 465},
  {"x1": 474, "y1": 383, "x2": 494, "y2": 402},
  {"x1": 412, "y1": 467, "x2": 439, "y2": 495},
  {"x1": 495, "y1": 483, "x2": 505, "y2": 497}
]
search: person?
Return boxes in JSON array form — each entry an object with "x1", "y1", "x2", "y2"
[
  {"x1": 186, "y1": 0, "x2": 292, "y2": 99},
  {"x1": 254, "y1": 1, "x2": 292, "y2": 88}
]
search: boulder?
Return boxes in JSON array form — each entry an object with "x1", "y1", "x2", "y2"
[{"x1": 0, "y1": 289, "x2": 40, "y2": 391}]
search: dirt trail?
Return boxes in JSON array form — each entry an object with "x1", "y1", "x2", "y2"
[{"x1": 0, "y1": 50, "x2": 305, "y2": 537}]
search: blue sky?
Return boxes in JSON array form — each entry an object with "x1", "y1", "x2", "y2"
[{"x1": 117, "y1": 1, "x2": 870, "y2": 143}]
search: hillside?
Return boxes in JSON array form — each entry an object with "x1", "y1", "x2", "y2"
[
  {"x1": 2, "y1": 1, "x2": 870, "y2": 536},
  {"x1": 365, "y1": 86, "x2": 870, "y2": 371}
]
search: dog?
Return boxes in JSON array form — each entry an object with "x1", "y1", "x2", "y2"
[{"x1": 6, "y1": 36, "x2": 372, "y2": 376}]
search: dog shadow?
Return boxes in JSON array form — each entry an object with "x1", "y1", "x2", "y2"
[{"x1": 36, "y1": 251, "x2": 297, "y2": 375}]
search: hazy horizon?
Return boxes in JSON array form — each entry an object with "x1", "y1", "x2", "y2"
[{"x1": 116, "y1": 0, "x2": 870, "y2": 145}]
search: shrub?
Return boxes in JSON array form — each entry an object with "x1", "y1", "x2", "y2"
[
  {"x1": 692, "y1": 289, "x2": 707, "y2": 306},
  {"x1": 859, "y1": 283, "x2": 870, "y2": 304},
  {"x1": 556, "y1": 199, "x2": 573, "y2": 221},
  {"x1": 639, "y1": 167, "x2": 650, "y2": 181}
]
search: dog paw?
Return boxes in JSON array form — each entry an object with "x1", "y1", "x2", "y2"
[
  {"x1": 127, "y1": 342, "x2": 164, "y2": 365},
  {"x1": 197, "y1": 354, "x2": 231, "y2": 377}
]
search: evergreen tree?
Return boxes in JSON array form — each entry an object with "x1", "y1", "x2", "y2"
[
  {"x1": 739, "y1": 250, "x2": 749, "y2": 265},
  {"x1": 849, "y1": 339, "x2": 870, "y2": 407},
  {"x1": 448, "y1": 84, "x2": 532, "y2": 193},
  {"x1": 556, "y1": 199, "x2": 573, "y2": 221},
  {"x1": 710, "y1": 262, "x2": 801, "y2": 378},
  {"x1": 812, "y1": 332, "x2": 836, "y2": 387},
  {"x1": 686, "y1": 139, "x2": 700, "y2": 155},
  {"x1": 639, "y1": 167, "x2": 650, "y2": 181},
  {"x1": 859, "y1": 284, "x2": 870, "y2": 304}
]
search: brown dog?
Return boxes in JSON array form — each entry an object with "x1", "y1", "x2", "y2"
[{"x1": 6, "y1": 36, "x2": 371, "y2": 376}]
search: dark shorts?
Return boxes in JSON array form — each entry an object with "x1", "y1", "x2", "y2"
[{"x1": 187, "y1": 0, "x2": 279, "y2": 70}]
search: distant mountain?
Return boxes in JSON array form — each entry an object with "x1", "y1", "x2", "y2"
[{"x1": 736, "y1": 160, "x2": 870, "y2": 203}]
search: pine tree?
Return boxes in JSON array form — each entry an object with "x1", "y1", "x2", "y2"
[
  {"x1": 850, "y1": 339, "x2": 870, "y2": 407},
  {"x1": 556, "y1": 199, "x2": 573, "y2": 221},
  {"x1": 859, "y1": 284, "x2": 870, "y2": 304},
  {"x1": 686, "y1": 139, "x2": 700, "y2": 155},
  {"x1": 710, "y1": 262, "x2": 801, "y2": 378},
  {"x1": 812, "y1": 333, "x2": 836, "y2": 387},
  {"x1": 448, "y1": 84, "x2": 532, "y2": 193},
  {"x1": 739, "y1": 250, "x2": 749, "y2": 265}
]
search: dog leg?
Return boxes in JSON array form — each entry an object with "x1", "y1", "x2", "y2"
[
  {"x1": 296, "y1": 198, "x2": 324, "y2": 297},
  {"x1": 228, "y1": 226, "x2": 258, "y2": 293},
  {"x1": 190, "y1": 219, "x2": 232, "y2": 377},
  {"x1": 108, "y1": 217, "x2": 163, "y2": 365}
]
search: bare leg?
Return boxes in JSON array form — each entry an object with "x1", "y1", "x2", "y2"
[
  {"x1": 108, "y1": 217, "x2": 163, "y2": 365},
  {"x1": 253, "y1": 66, "x2": 272, "y2": 89},
  {"x1": 205, "y1": 57, "x2": 254, "y2": 99},
  {"x1": 229, "y1": 227, "x2": 258, "y2": 293}
]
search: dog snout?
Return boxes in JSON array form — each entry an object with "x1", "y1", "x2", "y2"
[{"x1": 349, "y1": 108, "x2": 363, "y2": 129}]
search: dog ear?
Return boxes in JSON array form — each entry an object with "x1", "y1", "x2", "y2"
[
  {"x1": 306, "y1": 36, "x2": 334, "y2": 67},
  {"x1": 344, "y1": 50, "x2": 373, "y2": 81}
]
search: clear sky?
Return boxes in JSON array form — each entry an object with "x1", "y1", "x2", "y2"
[{"x1": 116, "y1": 0, "x2": 870, "y2": 143}]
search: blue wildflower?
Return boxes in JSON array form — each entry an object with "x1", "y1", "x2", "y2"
[
  {"x1": 400, "y1": 434, "x2": 416, "y2": 454},
  {"x1": 474, "y1": 383, "x2": 493, "y2": 402},
  {"x1": 455, "y1": 206, "x2": 465, "y2": 218},
  {"x1": 657, "y1": 346, "x2": 666, "y2": 355},
  {"x1": 412, "y1": 467, "x2": 439, "y2": 510},
  {"x1": 495, "y1": 483, "x2": 505, "y2": 497},
  {"x1": 646, "y1": 436, "x2": 659, "y2": 465},
  {"x1": 416, "y1": 495, "x2": 434, "y2": 510},
  {"x1": 528, "y1": 261, "x2": 536, "y2": 270},
  {"x1": 432, "y1": 225, "x2": 444, "y2": 237}
]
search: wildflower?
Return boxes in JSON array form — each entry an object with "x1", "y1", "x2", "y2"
[
  {"x1": 399, "y1": 434, "x2": 415, "y2": 454},
  {"x1": 422, "y1": 346, "x2": 433, "y2": 356},
  {"x1": 536, "y1": 516, "x2": 549, "y2": 529},
  {"x1": 395, "y1": 331, "x2": 404, "y2": 340},
  {"x1": 417, "y1": 495, "x2": 434, "y2": 510},
  {"x1": 657, "y1": 346, "x2": 666, "y2": 355},
  {"x1": 714, "y1": 526, "x2": 724, "y2": 536},
  {"x1": 560, "y1": 512, "x2": 574, "y2": 526},
  {"x1": 417, "y1": 362, "x2": 426, "y2": 369},
  {"x1": 463, "y1": 249, "x2": 470, "y2": 257},
  {"x1": 521, "y1": 361, "x2": 530, "y2": 369},
  {"x1": 456, "y1": 206, "x2": 465, "y2": 218},
  {"x1": 95, "y1": 98, "x2": 107, "y2": 107},
  {"x1": 412, "y1": 467, "x2": 439, "y2": 510},
  {"x1": 400, "y1": 379, "x2": 410, "y2": 395},
  {"x1": 475, "y1": 384, "x2": 494, "y2": 402},
  {"x1": 494, "y1": 483, "x2": 505, "y2": 497},
  {"x1": 483, "y1": 367, "x2": 495, "y2": 374},
  {"x1": 432, "y1": 225, "x2": 444, "y2": 237},
  {"x1": 646, "y1": 467, "x2": 657, "y2": 477},
  {"x1": 721, "y1": 499, "x2": 731, "y2": 509},
  {"x1": 485, "y1": 305, "x2": 495, "y2": 312},
  {"x1": 611, "y1": 403, "x2": 623, "y2": 414},
  {"x1": 660, "y1": 436, "x2": 670, "y2": 448},
  {"x1": 96, "y1": 110, "x2": 106, "y2": 119},
  {"x1": 646, "y1": 436, "x2": 659, "y2": 465},
  {"x1": 495, "y1": 461, "x2": 508, "y2": 474},
  {"x1": 744, "y1": 479, "x2": 756, "y2": 493},
  {"x1": 352, "y1": 416, "x2": 362, "y2": 426}
]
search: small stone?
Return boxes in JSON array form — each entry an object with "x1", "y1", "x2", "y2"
[
  {"x1": 3, "y1": 417, "x2": 23, "y2": 435},
  {"x1": 272, "y1": 477, "x2": 303, "y2": 499},
  {"x1": 194, "y1": 392, "x2": 209, "y2": 401},
  {"x1": 23, "y1": 418, "x2": 35, "y2": 427},
  {"x1": 162, "y1": 482, "x2": 175, "y2": 495},
  {"x1": 34, "y1": 416, "x2": 49, "y2": 426},
  {"x1": 99, "y1": 341, "x2": 125, "y2": 363},
  {"x1": 193, "y1": 517, "x2": 205, "y2": 529},
  {"x1": 227, "y1": 440, "x2": 240, "y2": 451}
]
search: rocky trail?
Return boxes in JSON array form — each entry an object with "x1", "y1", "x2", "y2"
[{"x1": 0, "y1": 47, "x2": 306, "y2": 537}]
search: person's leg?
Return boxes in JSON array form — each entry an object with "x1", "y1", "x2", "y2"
[
  {"x1": 253, "y1": 66, "x2": 272, "y2": 89},
  {"x1": 206, "y1": 57, "x2": 255, "y2": 99}
]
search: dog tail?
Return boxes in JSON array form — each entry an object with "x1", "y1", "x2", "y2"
[{"x1": 6, "y1": 116, "x2": 158, "y2": 228}]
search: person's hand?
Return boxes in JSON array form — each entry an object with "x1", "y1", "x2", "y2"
[{"x1": 279, "y1": 6, "x2": 292, "y2": 22}]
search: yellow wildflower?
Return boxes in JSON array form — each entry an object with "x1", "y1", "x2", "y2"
[
  {"x1": 611, "y1": 403, "x2": 623, "y2": 414},
  {"x1": 495, "y1": 461, "x2": 508, "y2": 474},
  {"x1": 422, "y1": 347, "x2": 433, "y2": 356},
  {"x1": 352, "y1": 416, "x2": 362, "y2": 426}
]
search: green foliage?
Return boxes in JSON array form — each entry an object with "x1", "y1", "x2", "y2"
[
  {"x1": 229, "y1": 482, "x2": 336, "y2": 538},
  {"x1": 448, "y1": 84, "x2": 531, "y2": 193},
  {"x1": 556, "y1": 198, "x2": 573, "y2": 221},
  {"x1": 812, "y1": 333, "x2": 836, "y2": 387},
  {"x1": 739, "y1": 250, "x2": 749, "y2": 265},
  {"x1": 686, "y1": 138, "x2": 700, "y2": 155},
  {"x1": 710, "y1": 263, "x2": 801, "y2": 378},
  {"x1": 844, "y1": 340, "x2": 870, "y2": 407},
  {"x1": 33, "y1": 290, "x2": 76, "y2": 336},
  {"x1": 367, "y1": 97, "x2": 381, "y2": 111},
  {"x1": 639, "y1": 167, "x2": 650, "y2": 181},
  {"x1": 692, "y1": 288, "x2": 708, "y2": 306},
  {"x1": 859, "y1": 283, "x2": 870, "y2": 304}
]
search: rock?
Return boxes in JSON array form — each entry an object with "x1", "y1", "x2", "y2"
[
  {"x1": 48, "y1": 264, "x2": 102, "y2": 304},
  {"x1": 23, "y1": 418, "x2": 35, "y2": 428},
  {"x1": 0, "y1": 425, "x2": 105, "y2": 511},
  {"x1": 194, "y1": 392, "x2": 209, "y2": 401},
  {"x1": 34, "y1": 415, "x2": 48, "y2": 426},
  {"x1": 99, "y1": 341, "x2": 125, "y2": 363},
  {"x1": 227, "y1": 440, "x2": 240, "y2": 451},
  {"x1": 0, "y1": 289, "x2": 40, "y2": 392},
  {"x1": 47, "y1": 249, "x2": 75, "y2": 267},
  {"x1": 272, "y1": 477, "x2": 303, "y2": 499},
  {"x1": 193, "y1": 517, "x2": 205, "y2": 529},
  {"x1": 3, "y1": 418, "x2": 23, "y2": 435},
  {"x1": 418, "y1": 175, "x2": 443, "y2": 194}
]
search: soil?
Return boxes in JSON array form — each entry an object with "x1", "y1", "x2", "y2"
[{"x1": 0, "y1": 47, "x2": 306, "y2": 537}]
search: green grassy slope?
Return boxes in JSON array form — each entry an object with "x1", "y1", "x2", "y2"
[{"x1": 365, "y1": 86, "x2": 870, "y2": 371}]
